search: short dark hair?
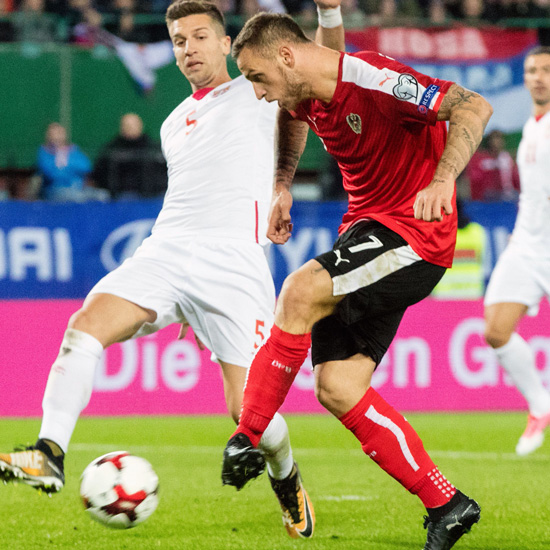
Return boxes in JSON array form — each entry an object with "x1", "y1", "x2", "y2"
[
  {"x1": 166, "y1": 1, "x2": 225, "y2": 34},
  {"x1": 525, "y1": 46, "x2": 550, "y2": 59},
  {"x1": 232, "y1": 12, "x2": 310, "y2": 60}
]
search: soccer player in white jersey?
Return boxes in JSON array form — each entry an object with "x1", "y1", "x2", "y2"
[
  {"x1": 0, "y1": 0, "x2": 344, "y2": 538},
  {"x1": 484, "y1": 46, "x2": 550, "y2": 456}
]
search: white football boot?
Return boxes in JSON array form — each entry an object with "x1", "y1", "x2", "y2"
[{"x1": 516, "y1": 412, "x2": 550, "y2": 456}]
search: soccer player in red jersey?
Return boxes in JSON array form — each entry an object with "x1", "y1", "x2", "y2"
[{"x1": 221, "y1": 13, "x2": 493, "y2": 550}]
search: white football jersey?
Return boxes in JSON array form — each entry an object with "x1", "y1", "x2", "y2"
[
  {"x1": 513, "y1": 111, "x2": 550, "y2": 257},
  {"x1": 153, "y1": 75, "x2": 277, "y2": 245}
]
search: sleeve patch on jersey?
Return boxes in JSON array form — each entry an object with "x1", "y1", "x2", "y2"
[
  {"x1": 417, "y1": 84, "x2": 440, "y2": 115},
  {"x1": 392, "y1": 74, "x2": 418, "y2": 101},
  {"x1": 342, "y1": 56, "x2": 431, "y2": 108}
]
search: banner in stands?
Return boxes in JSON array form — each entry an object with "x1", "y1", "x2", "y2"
[
  {"x1": 0, "y1": 200, "x2": 516, "y2": 298},
  {"x1": 1, "y1": 298, "x2": 549, "y2": 416},
  {"x1": 345, "y1": 27, "x2": 539, "y2": 133}
]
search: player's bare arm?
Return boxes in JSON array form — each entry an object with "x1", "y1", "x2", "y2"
[
  {"x1": 314, "y1": 0, "x2": 345, "y2": 52},
  {"x1": 414, "y1": 84, "x2": 493, "y2": 222},
  {"x1": 268, "y1": 10, "x2": 344, "y2": 245},
  {"x1": 268, "y1": 109, "x2": 310, "y2": 244}
]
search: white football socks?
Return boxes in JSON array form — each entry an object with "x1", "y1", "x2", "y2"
[
  {"x1": 259, "y1": 412, "x2": 294, "y2": 480},
  {"x1": 39, "y1": 328, "x2": 103, "y2": 453},
  {"x1": 495, "y1": 333, "x2": 550, "y2": 417}
]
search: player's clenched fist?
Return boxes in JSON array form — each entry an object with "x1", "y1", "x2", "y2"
[
  {"x1": 413, "y1": 178, "x2": 454, "y2": 222},
  {"x1": 267, "y1": 188, "x2": 294, "y2": 244}
]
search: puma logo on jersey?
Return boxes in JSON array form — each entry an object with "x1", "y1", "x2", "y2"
[
  {"x1": 334, "y1": 250, "x2": 350, "y2": 266},
  {"x1": 306, "y1": 114, "x2": 319, "y2": 131},
  {"x1": 379, "y1": 73, "x2": 394, "y2": 86}
]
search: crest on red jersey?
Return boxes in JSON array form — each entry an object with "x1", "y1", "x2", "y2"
[{"x1": 346, "y1": 113, "x2": 362, "y2": 134}]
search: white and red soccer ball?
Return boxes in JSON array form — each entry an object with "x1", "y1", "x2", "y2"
[{"x1": 80, "y1": 451, "x2": 159, "y2": 529}]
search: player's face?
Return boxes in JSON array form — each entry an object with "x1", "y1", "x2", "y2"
[
  {"x1": 237, "y1": 47, "x2": 306, "y2": 111},
  {"x1": 524, "y1": 53, "x2": 550, "y2": 107},
  {"x1": 168, "y1": 14, "x2": 231, "y2": 90}
]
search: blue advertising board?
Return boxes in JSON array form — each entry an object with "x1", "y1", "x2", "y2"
[{"x1": 0, "y1": 199, "x2": 516, "y2": 299}]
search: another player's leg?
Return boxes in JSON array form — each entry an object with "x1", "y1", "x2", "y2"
[
  {"x1": 222, "y1": 223, "x2": 427, "y2": 487},
  {"x1": 485, "y1": 302, "x2": 550, "y2": 455},
  {"x1": 222, "y1": 259, "x2": 338, "y2": 488},
  {"x1": 220, "y1": 362, "x2": 314, "y2": 538},
  {"x1": 262, "y1": 416, "x2": 315, "y2": 539},
  {"x1": 315, "y1": 353, "x2": 480, "y2": 550},
  {"x1": 0, "y1": 293, "x2": 155, "y2": 493}
]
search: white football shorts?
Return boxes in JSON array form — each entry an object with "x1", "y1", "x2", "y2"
[
  {"x1": 89, "y1": 236, "x2": 275, "y2": 367},
  {"x1": 484, "y1": 242, "x2": 550, "y2": 316}
]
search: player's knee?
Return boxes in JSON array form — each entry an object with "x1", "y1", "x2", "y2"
[
  {"x1": 68, "y1": 307, "x2": 93, "y2": 332},
  {"x1": 281, "y1": 264, "x2": 332, "y2": 317},
  {"x1": 484, "y1": 324, "x2": 510, "y2": 349},
  {"x1": 314, "y1": 370, "x2": 345, "y2": 415},
  {"x1": 279, "y1": 270, "x2": 318, "y2": 318},
  {"x1": 314, "y1": 382, "x2": 334, "y2": 412},
  {"x1": 68, "y1": 307, "x2": 112, "y2": 344}
]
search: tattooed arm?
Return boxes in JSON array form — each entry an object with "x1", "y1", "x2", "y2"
[
  {"x1": 413, "y1": 83, "x2": 493, "y2": 222},
  {"x1": 266, "y1": 0, "x2": 343, "y2": 245},
  {"x1": 267, "y1": 109, "x2": 310, "y2": 244}
]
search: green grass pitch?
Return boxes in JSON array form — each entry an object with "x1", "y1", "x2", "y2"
[{"x1": 1, "y1": 413, "x2": 550, "y2": 549}]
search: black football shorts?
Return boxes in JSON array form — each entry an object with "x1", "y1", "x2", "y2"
[{"x1": 312, "y1": 220, "x2": 446, "y2": 367}]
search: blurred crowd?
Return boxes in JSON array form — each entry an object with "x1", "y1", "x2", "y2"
[
  {"x1": 0, "y1": 0, "x2": 535, "y2": 202},
  {"x1": 0, "y1": 117, "x2": 523, "y2": 203},
  {"x1": 0, "y1": 113, "x2": 168, "y2": 202},
  {"x1": 1, "y1": 115, "x2": 520, "y2": 203},
  {"x1": 1, "y1": 0, "x2": 550, "y2": 47}
]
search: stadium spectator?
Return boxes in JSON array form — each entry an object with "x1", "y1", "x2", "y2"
[
  {"x1": 0, "y1": 174, "x2": 8, "y2": 199},
  {"x1": 466, "y1": 129, "x2": 520, "y2": 201},
  {"x1": 105, "y1": 0, "x2": 150, "y2": 41},
  {"x1": 221, "y1": 12, "x2": 492, "y2": 550},
  {"x1": 359, "y1": 0, "x2": 419, "y2": 22},
  {"x1": 93, "y1": 113, "x2": 167, "y2": 199},
  {"x1": 0, "y1": 0, "x2": 346, "y2": 539},
  {"x1": 12, "y1": 0, "x2": 65, "y2": 43},
  {"x1": 36, "y1": 122, "x2": 105, "y2": 201},
  {"x1": 484, "y1": 46, "x2": 550, "y2": 456},
  {"x1": 64, "y1": 0, "x2": 103, "y2": 45},
  {"x1": 0, "y1": 0, "x2": 15, "y2": 41}
]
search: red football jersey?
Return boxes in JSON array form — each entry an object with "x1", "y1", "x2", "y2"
[{"x1": 295, "y1": 51, "x2": 456, "y2": 267}]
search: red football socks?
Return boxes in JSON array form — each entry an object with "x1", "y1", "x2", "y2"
[
  {"x1": 235, "y1": 325, "x2": 311, "y2": 447},
  {"x1": 410, "y1": 466, "x2": 456, "y2": 508},
  {"x1": 340, "y1": 387, "x2": 453, "y2": 508}
]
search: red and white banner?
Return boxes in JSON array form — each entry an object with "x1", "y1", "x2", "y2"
[
  {"x1": 346, "y1": 27, "x2": 538, "y2": 62},
  {"x1": 1, "y1": 298, "x2": 549, "y2": 416},
  {"x1": 346, "y1": 26, "x2": 539, "y2": 133}
]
